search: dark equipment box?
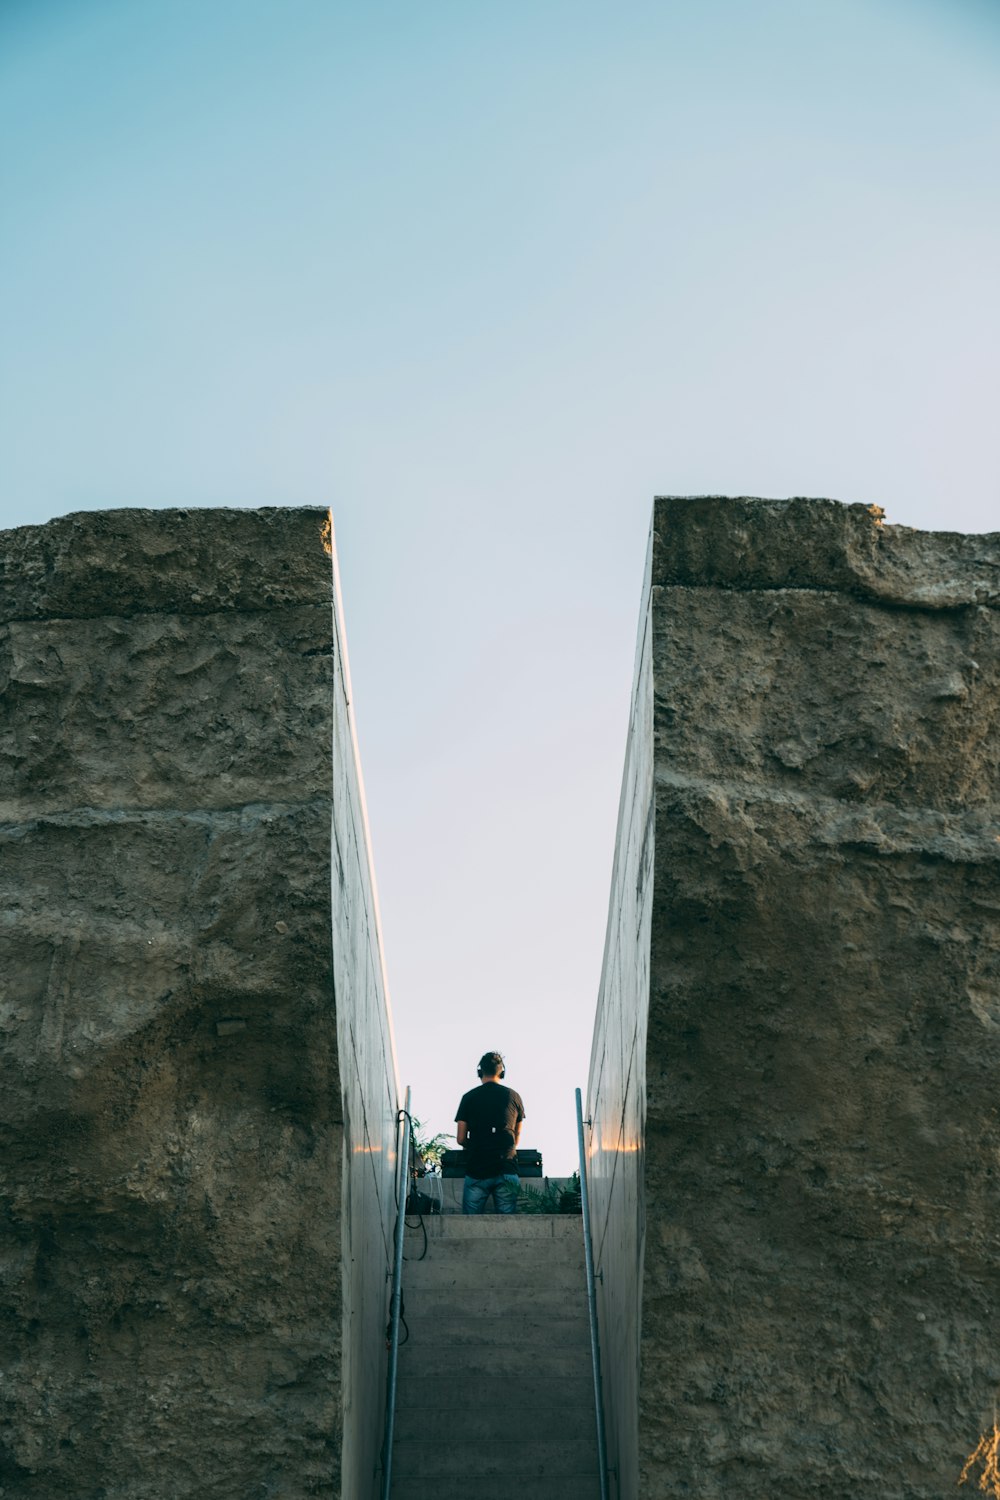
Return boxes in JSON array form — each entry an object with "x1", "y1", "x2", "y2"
[{"x1": 440, "y1": 1149, "x2": 543, "y2": 1179}]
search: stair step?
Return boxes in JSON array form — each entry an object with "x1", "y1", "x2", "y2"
[
  {"x1": 401, "y1": 1286, "x2": 585, "y2": 1319},
  {"x1": 404, "y1": 1235, "x2": 583, "y2": 1267},
  {"x1": 401, "y1": 1320, "x2": 590, "y2": 1356},
  {"x1": 393, "y1": 1402, "x2": 597, "y2": 1442},
  {"x1": 407, "y1": 1215, "x2": 582, "y2": 1240},
  {"x1": 395, "y1": 1341, "x2": 592, "y2": 1379},
  {"x1": 402, "y1": 1262, "x2": 584, "y2": 1293},
  {"x1": 396, "y1": 1373, "x2": 594, "y2": 1409},
  {"x1": 391, "y1": 1434, "x2": 598, "y2": 1479},
  {"x1": 391, "y1": 1478, "x2": 601, "y2": 1500}
]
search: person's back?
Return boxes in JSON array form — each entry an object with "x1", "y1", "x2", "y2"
[{"x1": 454, "y1": 1051, "x2": 525, "y2": 1214}]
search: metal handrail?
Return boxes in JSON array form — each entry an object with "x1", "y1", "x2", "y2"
[
  {"x1": 576, "y1": 1086, "x2": 610, "y2": 1500},
  {"x1": 380, "y1": 1084, "x2": 412, "y2": 1500}
]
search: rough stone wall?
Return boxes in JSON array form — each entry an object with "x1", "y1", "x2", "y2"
[
  {"x1": 591, "y1": 497, "x2": 1000, "y2": 1498},
  {"x1": 0, "y1": 508, "x2": 398, "y2": 1499}
]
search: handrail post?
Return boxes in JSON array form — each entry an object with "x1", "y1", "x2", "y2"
[
  {"x1": 381, "y1": 1084, "x2": 411, "y2": 1500},
  {"x1": 576, "y1": 1087, "x2": 610, "y2": 1500}
]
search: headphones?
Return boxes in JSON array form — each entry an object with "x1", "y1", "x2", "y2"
[{"x1": 477, "y1": 1050, "x2": 506, "y2": 1079}]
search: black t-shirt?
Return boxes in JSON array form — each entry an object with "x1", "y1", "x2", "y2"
[{"x1": 454, "y1": 1082, "x2": 526, "y2": 1179}]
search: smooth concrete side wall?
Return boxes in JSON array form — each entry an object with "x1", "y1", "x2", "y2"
[
  {"x1": 585, "y1": 534, "x2": 654, "y2": 1500},
  {"x1": 330, "y1": 533, "x2": 400, "y2": 1500}
]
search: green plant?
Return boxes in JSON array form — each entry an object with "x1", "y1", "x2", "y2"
[
  {"x1": 517, "y1": 1173, "x2": 582, "y2": 1215},
  {"x1": 409, "y1": 1117, "x2": 453, "y2": 1173},
  {"x1": 560, "y1": 1172, "x2": 583, "y2": 1214}
]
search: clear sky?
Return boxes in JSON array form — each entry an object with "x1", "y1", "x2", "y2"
[{"x1": 2, "y1": 0, "x2": 998, "y2": 1171}]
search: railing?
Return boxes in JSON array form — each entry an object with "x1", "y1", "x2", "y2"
[
  {"x1": 576, "y1": 1086, "x2": 610, "y2": 1500},
  {"x1": 380, "y1": 1084, "x2": 412, "y2": 1500}
]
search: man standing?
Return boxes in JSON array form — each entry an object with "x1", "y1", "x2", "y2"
[{"x1": 454, "y1": 1051, "x2": 526, "y2": 1214}]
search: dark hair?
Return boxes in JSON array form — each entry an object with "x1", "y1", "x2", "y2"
[{"x1": 477, "y1": 1050, "x2": 505, "y2": 1079}]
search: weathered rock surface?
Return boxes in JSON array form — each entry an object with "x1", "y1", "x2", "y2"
[
  {"x1": 0, "y1": 508, "x2": 395, "y2": 1499},
  {"x1": 589, "y1": 498, "x2": 1000, "y2": 1498}
]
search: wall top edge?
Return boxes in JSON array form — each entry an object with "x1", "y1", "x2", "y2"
[
  {"x1": 651, "y1": 496, "x2": 1000, "y2": 610},
  {"x1": 0, "y1": 506, "x2": 334, "y2": 623}
]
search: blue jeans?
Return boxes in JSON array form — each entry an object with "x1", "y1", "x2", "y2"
[{"x1": 462, "y1": 1173, "x2": 520, "y2": 1214}]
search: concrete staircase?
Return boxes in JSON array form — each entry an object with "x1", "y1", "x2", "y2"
[{"x1": 390, "y1": 1214, "x2": 602, "y2": 1499}]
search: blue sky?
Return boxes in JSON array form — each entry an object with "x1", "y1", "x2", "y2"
[{"x1": 2, "y1": 0, "x2": 998, "y2": 1169}]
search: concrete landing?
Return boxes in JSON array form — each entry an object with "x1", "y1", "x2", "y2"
[{"x1": 391, "y1": 1214, "x2": 601, "y2": 1500}]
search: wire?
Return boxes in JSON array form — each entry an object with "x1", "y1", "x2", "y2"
[
  {"x1": 394, "y1": 1107, "x2": 415, "y2": 1215},
  {"x1": 395, "y1": 1106, "x2": 432, "y2": 1260},
  {"x1": 403, "y1": 1212, "x2": 428, "y2": 1261},
  {"x1": 385, "y1": 1291, "x2": 409, "y2": 1347}
]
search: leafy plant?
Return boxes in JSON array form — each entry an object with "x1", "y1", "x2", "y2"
[
  {"x1": 409, "y1": 1117, "x2": 453, "y2": 1174},
  {"x1": 517, "y1": 1173, "x2": 582, "y2": 1215}
]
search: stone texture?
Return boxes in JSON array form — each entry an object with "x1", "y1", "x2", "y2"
[
  {"x1": 588, "y1": 497, "x2": 1000, "y2": 1499},
  {"x1": 0, "y1": 607, "x2": 332, "y2": 818},
  {"x1": 0, "y1": 508, "x2": 328, "y2": 622},
  {"x1": 0, "y1": 508, "x2": 399, "y2": 1500}
]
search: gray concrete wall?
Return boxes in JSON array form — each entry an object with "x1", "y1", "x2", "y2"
[
  {"x1": 330, "y1": 532, "x2": 400, "y2": 1500},
  {"x1": 0, "y1": 508, "x2": 399, "y2": 1499},
  {"x1": 585, "y1": 532, "x2": 654, "y2": 1500},
  {"x1": 591, "y1": 497, "x2": 1000, "y2": 1498}
]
